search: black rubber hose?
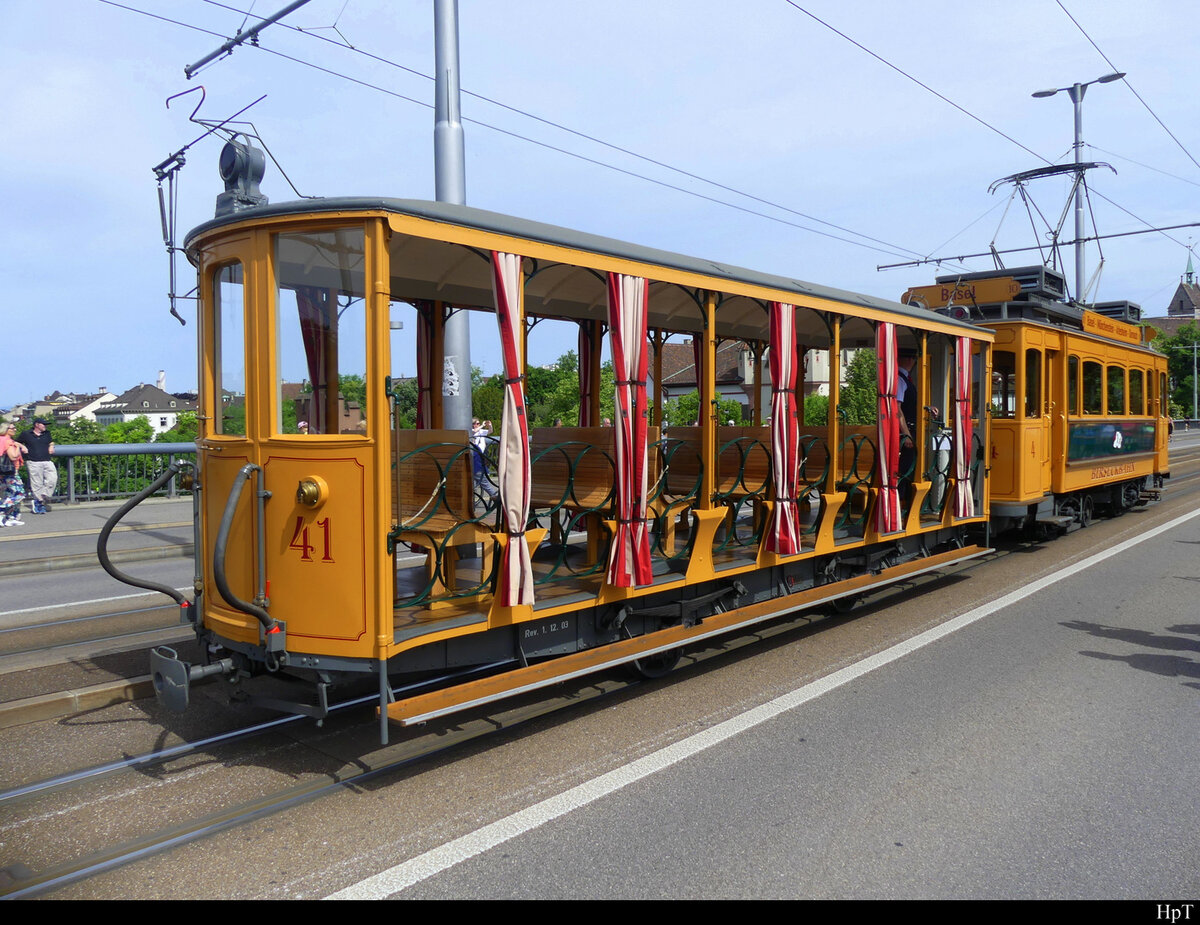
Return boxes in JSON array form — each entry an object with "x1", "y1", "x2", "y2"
[
  {"x1": 97, "y1": 463, "x2": 190, "y2": 607},
  {"x1": 213, "y1": 463, "x2": 274, "y2": 631}
]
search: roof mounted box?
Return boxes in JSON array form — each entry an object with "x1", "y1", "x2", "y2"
[
  {"x1": 936, "y1": 265, "x2": 1067, "y2": 302},
  {"x1": 1090, "y1": 300, "x2": 1142, "y2": 322}
]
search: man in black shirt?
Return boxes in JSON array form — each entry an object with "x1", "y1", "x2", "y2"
[{"x1": 17, "y1": 420, "x2": 56, "y2": 514}]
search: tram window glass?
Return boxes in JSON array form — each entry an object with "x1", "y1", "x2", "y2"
[
  {"x1": 275, "y1": 229, "x2": 368, "y2": 435},
  {"x1": 213, "y1": 262, "x2": 246, "y2": 436},
  {"x1": 1068, "y1": 356, "x2": 1078, "y2": 415},
  {"x1": 1129, "y1": 369, "x2": 1144, "y2": 414},
  {"x1": 991, "y1": 350, "x2": 1016, "y2": 418},
  {"x1": 1082, "y1": 361, "x2": 1103, "y2": 414},
  {"x1": 1107, "y1": 364, "x2": 1126, "y2": 415},
  {"x1": 1024, "y1": 349, "x2": 1041, "y2": 417}
]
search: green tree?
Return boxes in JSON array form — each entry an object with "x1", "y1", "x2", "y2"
[
  {"x1": 157, "y1": 411, "x2": 198, "y2": 443},
  {"x1": 339, "y1": 373, "x2": 367, "y2": 416},
  {"x1": 661, "y1": 390, "x2": 746, "y2": 426},
  {"x1": 525, "y1": 352, "x2": 581, "y2": 426},
  {"x1": 105, "y1": 416, "x2": 155, "y2": 444},
  {"x1": 391, "y1": 377, "x2": 420, "y2": 429},
  {"x1": 472, "y1": 372, "x2": 505, "y2": 425},
  {"x1": 1152, "y1": 321, "x2": 1200, "y2": 419},
  {"x1": 54, "y1": 418, "x2": 104, "y2": 445},
  {"x1": 803, "y1": 392, "x2": 829, "y2": 427},
  {"x1": 839, "y1": 348, "x2": 878, "y2": 425}
]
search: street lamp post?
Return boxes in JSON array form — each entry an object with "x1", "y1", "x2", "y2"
[
  {"x1": 432, "y1": 0, "x2": 474, "y2": 432},
  {"x1": 1032, "y1": 71, "x2": 1125, "y2": 303}
]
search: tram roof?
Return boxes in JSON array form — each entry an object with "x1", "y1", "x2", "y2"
[{"x1": 187, "y1": 197, "x2": 984, "y2": 338}]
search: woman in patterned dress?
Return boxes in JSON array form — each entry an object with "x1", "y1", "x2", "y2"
[{"x1": 0, "y1": 423, "x2": 27, "y2": 527}]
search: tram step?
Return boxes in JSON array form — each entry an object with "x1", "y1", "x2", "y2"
[{"x1": 1036, "y1": 515, "x2": 1075, "y2": 527}]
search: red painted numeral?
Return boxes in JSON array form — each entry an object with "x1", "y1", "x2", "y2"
[{"x1": 290, "y1": 515, "x2": 334, "y2": 562}]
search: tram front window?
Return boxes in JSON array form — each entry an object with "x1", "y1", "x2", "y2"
[
  {"x1": 213, "y1": 262, "x2": 247, "y2": 436},
  {"x1": 275, "y1": 228, "x2": 368, "y2": 436}
]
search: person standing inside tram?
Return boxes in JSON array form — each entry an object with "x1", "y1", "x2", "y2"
[{"x1": 897, "y1": 349, "x2": 921, "y2": 504}]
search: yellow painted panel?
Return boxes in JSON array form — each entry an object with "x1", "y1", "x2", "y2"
[
  {"x1": 262, "y1": 453, "x2": 375, "y2": 657},
  {"x1": 989, "y1": 425, "x2": 1017, "y2": 498}
]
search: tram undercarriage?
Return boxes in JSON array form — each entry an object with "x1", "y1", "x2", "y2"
[
  {"x1": 150, "y1": 523, "x2": 986, "y2": 740},
  {"x1": 988, "y1": 473, "x2": 1166, "y2": 537}
]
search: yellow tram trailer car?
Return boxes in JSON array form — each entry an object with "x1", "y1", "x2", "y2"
[
  {"x1": 903, "y1": 266, "x2": 1168, "y2": 534},
  {"x1": 151, "y1": 189, "x2": 996, "y2": 742}
]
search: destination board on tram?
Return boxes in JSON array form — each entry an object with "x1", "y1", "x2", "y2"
[
  {"x1": 901, "y1": 277, "x2": 1022, "y2": 309},
  {"x1": 1081, "y1": 310, "x2": 1143, "y2": 346}
]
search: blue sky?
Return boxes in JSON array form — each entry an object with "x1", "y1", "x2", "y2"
[{"x1": 2, "y1": 0, "x2": 1197, "y2": 406}]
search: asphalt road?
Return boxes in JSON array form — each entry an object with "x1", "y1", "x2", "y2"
[{"x1": 356, "y1": 507, "x2": 1200, "y2": 899}]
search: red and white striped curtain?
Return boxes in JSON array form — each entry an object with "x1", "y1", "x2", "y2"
[
  {"x1": 953, "y1": 337, "x2": 975, "y2": 518},
  {"x1": 414, "y1": 301, "x2": 433, "y2": 430},
  {"x1": 491, "y1": 252, "x2": 534, "y2": 605},
  {"x1": 578, "y1": 320, "x2": 595, "y2": 426},
  {"x1": 766, "y1": 301, "x2": 801, "y2": 554},
  {"x1": 875, "y1": 323, "x2": 903, "y2": 533},
  {"x1": 606, "y1": 272, "x2": 652, "y2": 587}
]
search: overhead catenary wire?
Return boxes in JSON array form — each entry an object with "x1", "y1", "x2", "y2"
[
  {"x1": 784, "y1": 1, "x2": 1197, "y2": 261},
  {"x1": 198, "y1": 0, "x2": 933, "y2": 262},
  {"x1": 1056, "y1": 0, "x2": 1200, "y2": 175},
  {"x1": 106, "y1": 0, "x2": 939, "y2": 264}
]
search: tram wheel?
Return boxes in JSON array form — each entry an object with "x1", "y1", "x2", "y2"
[
  {"x1": 632, "y1": 648, "x2": 681, "y2": 679},
  {"x1": 1080, "y1": 495, "x2": 1094, "y2": 528},
  {"x1": 831, "y1": 595, "x2": 860, "y2": 615}
]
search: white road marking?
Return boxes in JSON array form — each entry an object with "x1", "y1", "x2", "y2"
[
  {"x1": 325, "y1": 505, "x2": 1200, "y2": 900},
  {"x1": 0, "y1": 589, "x2": 194, "y2": 619}
]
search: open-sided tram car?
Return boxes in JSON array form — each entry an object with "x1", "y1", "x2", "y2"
[
  {"x1": 137, "y1": 156, "x2": 1003, "y2": 743},
  {"x1": 903, "y1": 266, "x2": 1169, "y2": 536}
]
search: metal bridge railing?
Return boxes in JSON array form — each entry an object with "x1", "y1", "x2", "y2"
[{"x1": 26, "y1": 443, "x2": 197, "y2": 504}]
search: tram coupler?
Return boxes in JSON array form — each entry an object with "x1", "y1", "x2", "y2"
[{"x1": 150, "y1": 645, "x2": 235, "y2": 713}]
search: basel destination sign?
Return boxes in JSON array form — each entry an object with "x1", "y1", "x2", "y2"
[{"x1": 901, "y1": 277, "x2": 1022, "y2": 310}]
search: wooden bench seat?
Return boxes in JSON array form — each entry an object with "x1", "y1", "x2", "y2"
[
  {"x1": 392, "y1": 428, "x2": 492, "y2": 603},
  {"x1": 528, "y1": 426, "x2": 687, "y2": 557}
]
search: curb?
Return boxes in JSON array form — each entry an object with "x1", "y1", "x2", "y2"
[{"x1": 0, "y1": 676, "x2": 155, "y2": 729}]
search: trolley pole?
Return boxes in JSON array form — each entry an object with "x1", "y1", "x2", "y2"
[{"x1": 434, "y1": 0, "x2": 473, "y2": 431}]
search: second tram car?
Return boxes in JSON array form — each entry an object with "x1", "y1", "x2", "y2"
[{"x1": 902, "y1": 266, "x2": 1169, "y2": 535}]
